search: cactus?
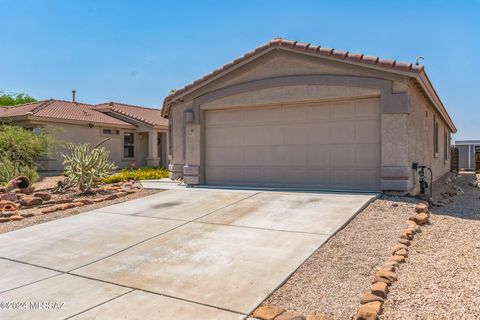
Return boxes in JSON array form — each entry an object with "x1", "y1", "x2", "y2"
[{"x1": 62, "y1": 142, "x2": 116, "y2": 192}]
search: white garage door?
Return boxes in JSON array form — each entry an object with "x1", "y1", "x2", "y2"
[{"x1": 205, "y1": 98, "x2": 380, "y2": 190}]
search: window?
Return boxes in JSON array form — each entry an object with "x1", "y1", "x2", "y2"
[
  {"x1": 434, "y1": 116, "x2": 439, "y2": 157},
  {"x1": 102, "y1": 128, "x2": 120, "y2": 135},
  {"x1": 123, "y1": 132, "x2": 135, "y2": 158}
]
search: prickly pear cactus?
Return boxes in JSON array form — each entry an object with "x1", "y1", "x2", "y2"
[{"x1": 62, "y1": 143, "x2": 116, "y2": 192}]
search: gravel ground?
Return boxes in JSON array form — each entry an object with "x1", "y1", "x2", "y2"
[
  {"x1": 382, "y1": 173, "x2": 480, "y2": 320},
  {"x1": 0, "y1": 177, "x2": 161, "y2": 234},
  {"x1": 263, "y1": 195, "x2": 418, "y2": 319}
]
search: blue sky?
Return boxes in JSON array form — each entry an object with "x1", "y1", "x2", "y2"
[{"x1": 1, "y1": 0, "x2": 478, "y2": 140}]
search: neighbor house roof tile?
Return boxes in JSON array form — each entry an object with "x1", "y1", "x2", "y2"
[
  {"x1": 0, "y1": 100, "x2": 133, "y2": 126},
  {"x1": 95, "y1": 102, "x2": 167, "y2": 126}
]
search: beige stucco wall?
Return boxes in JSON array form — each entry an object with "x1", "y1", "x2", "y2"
[
  {"x1": 30, "y1": 122, "x2": 150, "y2": 172},
  {"x1": 167, "y1": 49, "x2": 453, "y2": 194},
  {"x1": 406, "y1": 84, "x2": 451, "y2": 193}
]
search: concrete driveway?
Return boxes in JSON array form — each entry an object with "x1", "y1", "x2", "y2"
[{"x1": 0, "y1": 188, "x2": 376, "y2": 320}]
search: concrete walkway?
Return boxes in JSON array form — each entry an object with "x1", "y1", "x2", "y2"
[{"x1": 0, "y1": 188, "x2": 376, "y2": 320}]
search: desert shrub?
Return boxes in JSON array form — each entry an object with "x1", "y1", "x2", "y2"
[
  {"x1": 62, "y1": 142, "x2": 116, "y2": 192},
  {"x1": 0, "y1": 125, "x2": 58, "y2": 183},
  {"x1": 102, "y1": 167, "x2": 169, "y2": 184}
]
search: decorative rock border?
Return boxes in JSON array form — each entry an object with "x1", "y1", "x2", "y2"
[
  {"x1": 0, "y1": 184, "x2": 137, "y2": 223},
  {"x1": 354, "y1": 202, "x2": 430, "y2": 320},
  {"x1": 251, "y1": 201, "x2": 431, "y2": 320}
]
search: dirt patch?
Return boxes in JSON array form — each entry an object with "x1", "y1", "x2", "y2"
[{"x1": 262, "y1": 196, "x2": 418, "y2": 320}]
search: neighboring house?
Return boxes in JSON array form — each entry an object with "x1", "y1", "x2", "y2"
[
  {"x1": 455, "y1": 140, "x2": 480, "y2": 171},
  {"x1": 0, "y1": 99, "x2": 168, "y2": 172},
  {"x1": 162, "y1": 38, "x2": 456, "y2": 194}
]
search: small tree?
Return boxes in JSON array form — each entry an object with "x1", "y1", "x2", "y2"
[
  {"x1": 62, "y1": 141, "x2": 116, "y2": 192},
  {"x1": 0, "y1": 125, "x2": 59, "y2": 183}
]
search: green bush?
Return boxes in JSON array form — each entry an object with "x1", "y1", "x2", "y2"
[
  {"x1": 102, "y1": 167, "x2": 169, "y2": 184},
  {"x1": 62, "y1": 142, "x2": 116, "y2": 192},
  {"x1": 0, "y1": 125, "x2": 59, "y2": 183}
]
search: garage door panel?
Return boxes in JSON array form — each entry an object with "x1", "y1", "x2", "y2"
[
  {"x1": 330, "y1": 102, "x2": 355, "y2": 119},
  {"x1": 284, "y1": 145, "x2": 307, "y2": 165},
  {"x1": 258, "y1": 168, "x2": 285, "y2": 186},
  {"x1": 283, "y1": 106, "x2": 306, "y2": 121},
  {"x1": 262, "y1": 107, "x2": 284, "y2": 122},
  {"x1": 354, "y1": 169, "x2": 379, "y2": 189},
  {"x1": 306, "y1": 104, "x2": 330, "y2": 120},
  {"x1": 284, "y1": 125, "x2": 307, "y2": 145},
  {"x1": 330, "y1": 121, "x2": 356, "y2": 143},
  {"x1": 243, "y1": 108, "x2": 265, "y2": 124},
  {"x1": 305, "y1": 169, "x2": 331, "y2": 188},
  {"x1": 206, "y1": 147, "x2": 244, "y2": 166},
  {"x1": 243, "y1": 168, "x2": 263, "y2": 185},
  {"x1": 306, "y1": 124, "x2": 330, "y2": 144},
  {"x1": 284, "y1": 169, "x2": 307, "y2": 187},
  {"x1": 243, "y1": 126, "x2": 264, "y2": 146},
  {"x1": 205, "y1": 98, "x2": 380, "y2": 190},
  {"x1": 206, "y1": 127, "x2": 243, "y2": 146},
  {"x1": 355, "y1": 120, "x2": 380, "y2": 143},
  {"x1": 263, "y1": 146, "x2": 286, "y2": 165},
  {"x1": 244, "y1": 147, "x2": 264, "y2": 165},
  {"x1": 206, "y1": 109, "x2": 244, "y2": 126},
  {"x1": 330, "y1": 145, "x2": 355, "y2": 166},
  {"x1": 355, "y1": 144, "x2": 380, "y2": 166},
  {"x1": 330, "y1": 169, "x2": 354, "y2": 188},
  {"x1": 263, "y1": 126, "x2": 285, "y2": 145},
  {"x1": 307, "y1": 145, "x2": 330, "y2": 165},
  {"x1": 355, "y1": 100, "x2": 379, "y2": 118}
]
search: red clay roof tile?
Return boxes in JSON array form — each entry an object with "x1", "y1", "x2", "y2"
[{"x1": 162, "y1": 38, "x2": 426, "y2": 115}]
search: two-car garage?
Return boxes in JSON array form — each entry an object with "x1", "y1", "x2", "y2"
[
  {"x1": 164, "y1": 38, "x2": 457, "y2": 194},
  {"x1": 204, "y1": 98, "x2": 381, "y2": 190}
]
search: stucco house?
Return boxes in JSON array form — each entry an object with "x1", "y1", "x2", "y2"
[
  {"x1": 162, "y1": 38, "x2": 456, "y2": 194},
  {"x1": 0, "y1": 99, "x2": 168, "y2": 172}
]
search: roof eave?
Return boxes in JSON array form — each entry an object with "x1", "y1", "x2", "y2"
[{"x1": 415, "y1": 71, "x2": 457, "y2": 133}]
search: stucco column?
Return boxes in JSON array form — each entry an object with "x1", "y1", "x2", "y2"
[
  {"x1": 146, "y1": 129, "x2": 160, "y2": 167},
  {"x1": 380, "y1": 113, "x2": 413, "y2": 192},
  {"x1": 183, "y1": 120, "x2": 201, "y2": 185}
]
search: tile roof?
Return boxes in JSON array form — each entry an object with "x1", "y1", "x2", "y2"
[
  {"x1": 0, "y1": 100, "x2": 133, "y2": 126},
  {"x1": 162, "y1": 38, "x2": 425, "y2": 112},
  {"x1": 95, "y1": 102, "x2": 167, "y2": 127}
]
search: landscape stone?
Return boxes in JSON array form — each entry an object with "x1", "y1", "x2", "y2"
[
  {"x1": 20, "y1": 197, "x2": 43, "y2": 207},
  {"x1": 415, "y1": 203, "x2": 429, "y2": 213},
  {"x1": 355, "y1": 301, "x2": 383, "y2": 320},
  {"x1": 276, "y1": 311, "x2": 306, "y2": 320},
  {"x1": 410, "y1": 213, "x2": 429, "y2": 225},
  {"x1": 252, "y1": 306, "x2": 285, "y2": 320},
  {"x1": 371, "y1": 281, "x2": 389, "y2": 299},
  {"x1": 360, "y1": 293, "x2": 384, "y2": 304},
  {"x1": 33, "y1": 192, "x2": 52, "y2": 201}
]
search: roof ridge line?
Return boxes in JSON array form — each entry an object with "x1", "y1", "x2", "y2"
[
  {"x1": 98, "y1": 101, "x2": 160, "y2": 111},
  {"x1": 162, "y1": 38, "x2": 423, "y2": 108},
  {"x1": 30, "y1": 99, "x2": 56, "y2": 115},
  {"x1": 110, "y1": 107, "x2": 155, "y2": 126}
]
